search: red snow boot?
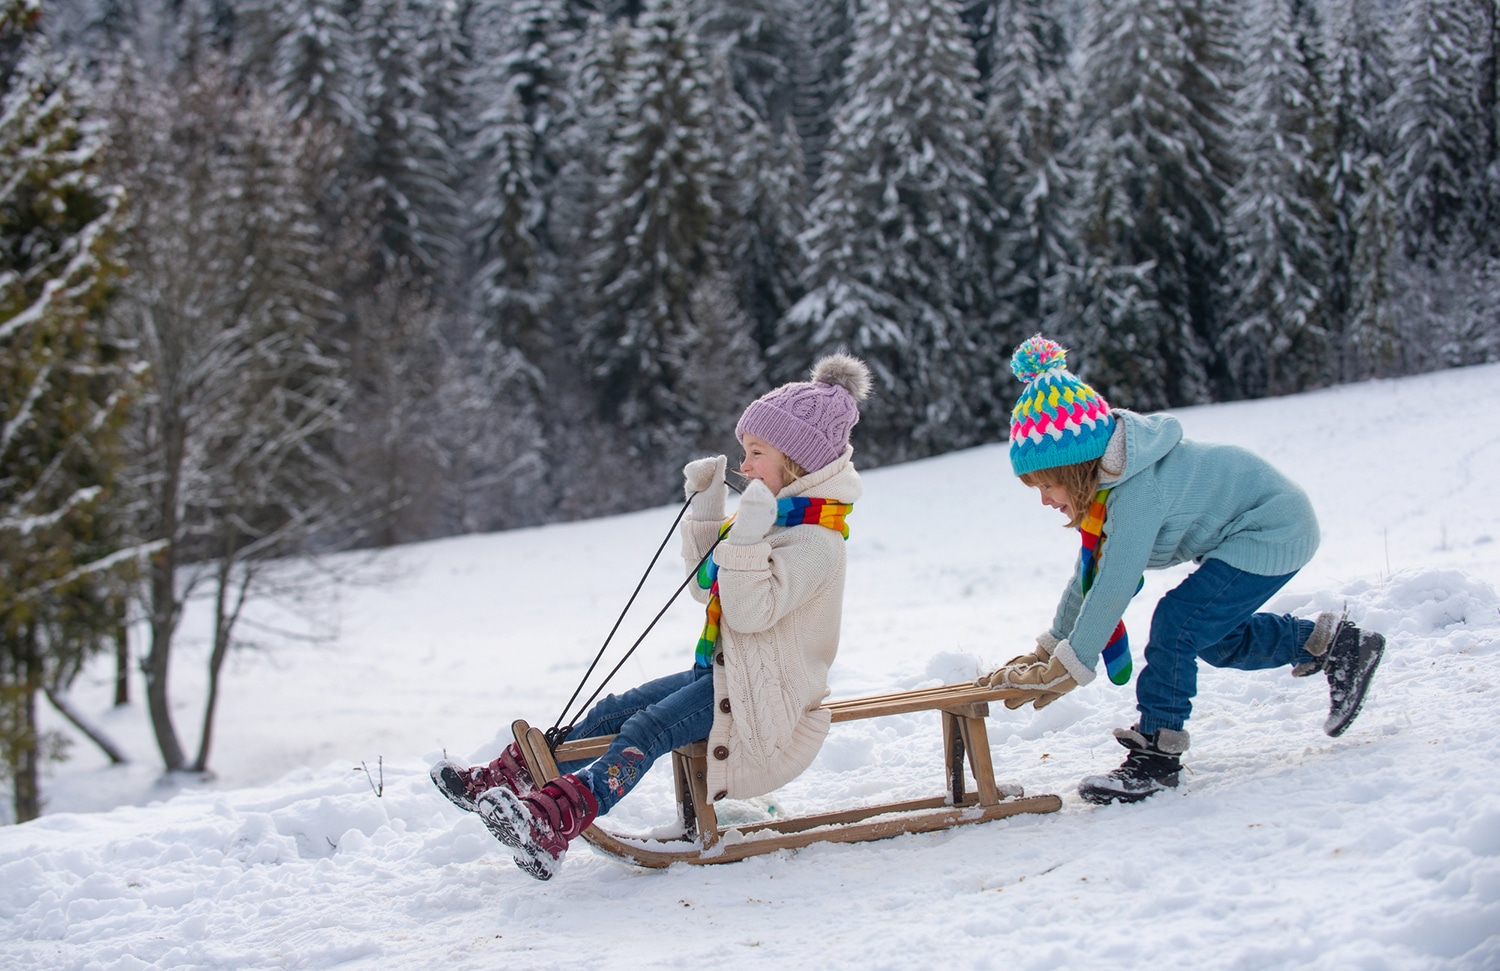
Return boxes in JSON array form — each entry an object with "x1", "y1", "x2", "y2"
[
  {"x1": 430, "y1": 743, "x2": 536, "y2": 812},
  {"x1": 477, "y1": 774, "x2": 599, "y2": 881}
]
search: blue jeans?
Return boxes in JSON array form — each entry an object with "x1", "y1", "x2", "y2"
[
  {"x1": 556, "y1": 666, "x2": 715, "y2": 815},
  {"x1": 1135, "y1": 559, "x2": 1320, "y2": 736}
]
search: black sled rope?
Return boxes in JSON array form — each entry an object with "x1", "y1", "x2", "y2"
[{"x1": 544, "y1": 482, "x2": 736, "y2": 752}]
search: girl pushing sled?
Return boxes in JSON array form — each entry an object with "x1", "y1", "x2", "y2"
[
  {"x1": 432, "y1": 355, "x2": 872, "y2": 878},
  {"x1": 978, "y1": 336, "x2": 1385, "y2": 804}
]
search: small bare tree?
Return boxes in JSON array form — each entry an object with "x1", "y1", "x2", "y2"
[{"x1": 101, "y1": 51, "x2": 352, "y2": 773}]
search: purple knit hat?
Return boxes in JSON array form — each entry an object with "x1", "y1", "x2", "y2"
[{"x1": 736, "y1": 354, "x2": 873, "y2": 473}]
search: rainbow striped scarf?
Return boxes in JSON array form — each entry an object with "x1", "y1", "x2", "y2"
[
  {"x1": 1080, "y1": 488, "x2": 1139, "y2": 686},
  {"x1": 693, "y1": 497, "x2": 853, "y2": 667}
]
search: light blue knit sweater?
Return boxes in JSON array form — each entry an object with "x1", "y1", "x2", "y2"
[{"x1": 1049, "y1": 410, "x2": 1320, "y2": 672}]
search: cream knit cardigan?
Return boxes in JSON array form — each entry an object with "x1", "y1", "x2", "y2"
[{"x1": 680, "y1": 446, "x2": 862, "y2": 802}]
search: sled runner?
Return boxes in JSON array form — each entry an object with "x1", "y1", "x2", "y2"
[{"x1": 511, "y1": 681, "x2": 1062, "y2": 868}]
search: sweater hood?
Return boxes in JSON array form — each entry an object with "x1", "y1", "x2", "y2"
[{"x1": 1101, "y1": 410, "x2": 1182, "y2": 486}]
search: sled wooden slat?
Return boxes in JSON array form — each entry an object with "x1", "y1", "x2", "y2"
[
  {"x1": 508, "y1": 680, "x2": 1060, "y2": 869},
  {"x1": 545, "y1": 683, "x2": 1033, "y2": 764},
  {"x1": 549, "y1": 736, "x2": 614, "y2": 763},
  {"x1": 959, "y1": 711, "x2": 1000, "y2": 805},
  {"x1": 634, "y1": 796, "x2": 1063, "y2": 867},
  {"x1": 825, "y1": 683, "x2": 1031, "y2": 721}
]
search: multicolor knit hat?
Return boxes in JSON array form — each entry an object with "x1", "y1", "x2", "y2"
[
  {"x1": 1008, "y1": 335, "x2": 1114, "y2": 476},
  {"x1": 736, "y1": 353, "x2": 873, "y2": 473}
]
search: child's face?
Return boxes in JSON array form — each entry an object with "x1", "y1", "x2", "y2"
[
  {"x1": 1035, "y1": 480, "x2": 1073, "y2": 520},
  {"x1": 739, "y1": 434, "x2": 788, "y2": 494}
]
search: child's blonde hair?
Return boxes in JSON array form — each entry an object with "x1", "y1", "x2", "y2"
[{"x1": 1019, "y1": 457, "x2": 1104, "y2": 529}]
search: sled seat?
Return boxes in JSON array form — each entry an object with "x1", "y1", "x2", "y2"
[{"x1": 511, "y1": 681, "x2": 1061, "y2": 869}]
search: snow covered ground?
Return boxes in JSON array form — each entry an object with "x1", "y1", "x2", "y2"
[{"x1": 4, "y1": 363, "x2": 1499, "y2": 971}]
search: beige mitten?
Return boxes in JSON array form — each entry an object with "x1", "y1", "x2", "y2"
[
  {"x1": 977, "y1": 636, "x2": 1088, "y2": 710},
  {"x1": 986, "y1": 631, "x2": 1061, "y2": 673}
]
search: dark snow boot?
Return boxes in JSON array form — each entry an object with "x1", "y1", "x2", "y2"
[
  {"x1": 1078, "y1": 726, "x2": 1189, "y2": 805},
  {"x1": 477, "y1": 774, "x2": 599, "y2": 881},
  {"x1": 430, "y1": 742, "x2": 536, "y2": 813},
  {"x1": 1322, "y1": 619, "x2": 1385, "y2": 737}
]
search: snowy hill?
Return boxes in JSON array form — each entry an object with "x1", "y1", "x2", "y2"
[{"x1": 4, "y1": 365, "x2": 1500, "y2": 970}]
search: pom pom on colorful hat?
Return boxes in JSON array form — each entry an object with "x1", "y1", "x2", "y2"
[
  {"x1": 736, "y1": 353, "x2": 873, "y2": 473},
  {"x1": 1008, "y1": 335, "x2": 1114, "y2": 476}
]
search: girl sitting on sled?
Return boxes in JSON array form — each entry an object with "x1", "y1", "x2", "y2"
[
  {"x1": 978, "y1": 336, "x2": 1385, "y2": 805},
  {"x1": 432, "y1": 354, "x2": 872, "y2": 879}
]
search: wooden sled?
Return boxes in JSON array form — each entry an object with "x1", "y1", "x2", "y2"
[{"x1": 510, "y1": 681, "x2": 1062, "y2": 868}]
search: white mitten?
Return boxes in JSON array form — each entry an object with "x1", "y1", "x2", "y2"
[
  {"x1": 683, "y1": 455, "x2": 727, "y2": 521},
  {"x1": 727, "y1": 479, "x2": 778, "y2": 545}
]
